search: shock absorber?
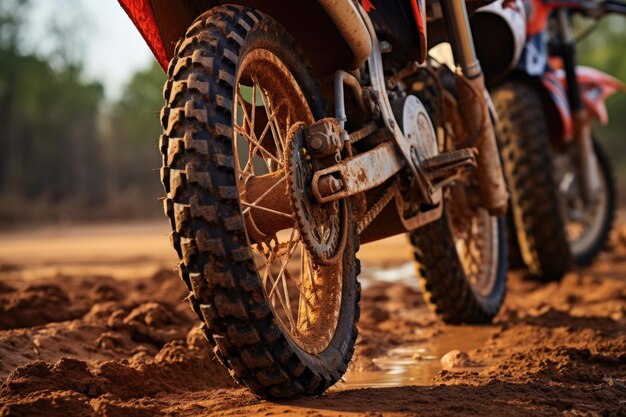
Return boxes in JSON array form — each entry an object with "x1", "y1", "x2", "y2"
[
  {"x1": 441, "y1": 0, "x2": 509, "y2": 215},
  {"x1": 557, "y1": 9, "x2": 600, "y2": 203}
]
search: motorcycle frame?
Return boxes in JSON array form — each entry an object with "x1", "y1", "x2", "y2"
[{"x1": 120, "y1": 0, "x2": 508, "y2": 233}]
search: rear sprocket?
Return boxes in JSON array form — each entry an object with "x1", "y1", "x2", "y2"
[{"x1": 285, "y1": 123, "x2": 347, "y2": 265}]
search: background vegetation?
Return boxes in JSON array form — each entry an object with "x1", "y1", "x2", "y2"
[
  {"x1": 0, "y1": 0, "x2": 164, "y2": 227},
  {"x1": 0, "y1": 2, "x2": 624, "y2": 227}
]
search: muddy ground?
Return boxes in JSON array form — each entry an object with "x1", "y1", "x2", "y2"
[{"x1": 0, "y1": 222, "x2": 624, "y2": 416}]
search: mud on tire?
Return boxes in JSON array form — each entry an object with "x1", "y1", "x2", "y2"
[
  {"x1": 492, "y1": 81, "x2": 572, "y2": 282},
  {"x1": 159, "y1": 5, "x2": 360, "y2": 399}
]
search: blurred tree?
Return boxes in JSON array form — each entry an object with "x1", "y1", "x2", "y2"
[
  {"x1": 0, "y1": 0, "x2": 169, "y2": 225},
  {"x1": 0, "y1": 0, "x2": 108, "y2": 224},
  {"x1": 0, "y1": 0, "x2": 30, "y2": 194},
  {"x1": 0, "y1": 47, "x2": 106, "y2": 210},
  {"x1": 0, "y1": 0, "x2": 29, "y2": 49},
  {"x1": 104, "y1": 60, "x2": 165, "y2": 215}
]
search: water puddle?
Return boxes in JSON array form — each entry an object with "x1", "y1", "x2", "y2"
[
  {"x1": 336, "y1": 325, "x2": 494, "y2": 390},
  {"x1": 333, "y1": 260, "x2": 495, "y2": 390},
  {"x1": 359, "y1": 261, "x2": 419, "y2": 289}
]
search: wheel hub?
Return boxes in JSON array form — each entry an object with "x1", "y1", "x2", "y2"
[{"x1": 447, "y1": 186, "x2": 498, "y2": 298}]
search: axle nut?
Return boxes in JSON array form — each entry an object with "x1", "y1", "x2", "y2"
[
  {"x1": 308, "y1": 134, "x2": 327, "y2": 152},
  {"x1": 318, "y1": 175, "x2": 344, "y2": 197}
]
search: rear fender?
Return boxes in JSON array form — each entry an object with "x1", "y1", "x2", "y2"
[
  {"x1": 118, "y1": 0, "x2": 168, "y2": 68},
  {"x1": 118, "y1": 0, "x2": 371, "y2": 76},
  {"x1": 409, "y1": 0, "x2": 428, "y2": 63}
]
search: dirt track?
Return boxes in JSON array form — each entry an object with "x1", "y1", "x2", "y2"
[{"x1": 1, "y1": 222, "x2": 625, "y2": 416}]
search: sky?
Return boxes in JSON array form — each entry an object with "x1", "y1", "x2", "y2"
[{"x1": 28, "y1": 0, "x2": 155, "y2": 101}]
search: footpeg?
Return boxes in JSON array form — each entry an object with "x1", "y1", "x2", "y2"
[{"x1": 422, "y1": 148, "x2": 478, "y2": 190}]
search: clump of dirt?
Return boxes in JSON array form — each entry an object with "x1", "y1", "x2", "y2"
[
  {"x1": 0, "y1": 283, "x2": 85, "y2": 329},
  {"x1": 3, "y1": 338, "x2": 234, "y2": 399},
  {"x1": 0, "y1": 268, "x2": 234, "y2": 416},
  {"x1": 429, "y1": 254, "x2": 626, "y2": 416},
  {"x1": 105, "y1": 302, "x2": 190, "y2": 348},
  {"x1": 440, "y1": 350, "x2": 483, "y2": 370},
  {"x1": 0, "y1": 270, "x2": 193, "y2": 371},
  {"x1": 1, "y1": 334, "x2": 235, "y2": 416},
  {"x1": 0, "y1": 280, "x2": 15, "y2": 293},
  {"x1": 0, "y1": 269, "x2": 191, "y2": 331}
]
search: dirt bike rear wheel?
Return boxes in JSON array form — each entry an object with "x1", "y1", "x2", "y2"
[
  {"x1": 159, "y1": 5, "x2": 360, "y2": 399},
  {"x1": 492, "y1": 81, "x2": 572, "y2": 282}
]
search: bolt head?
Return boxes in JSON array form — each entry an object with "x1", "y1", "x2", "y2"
[{"x1": 308, "y1": 134, "x2": 325, "y2": 151}]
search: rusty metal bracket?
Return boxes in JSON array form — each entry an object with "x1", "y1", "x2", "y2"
[
  {"x1": 311, "y1": 143, "x2": 404, "y2": 204},
  {"x1": 395, "y1": 197, "x2": 444, "y2": 232},
  {"x1": 357, "y1": 6, "x2": 437, "y2": 205}
]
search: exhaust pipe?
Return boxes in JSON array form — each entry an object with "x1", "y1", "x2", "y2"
[{"x1": 471, "y1": 0, "x2": 527, "y2": 83}]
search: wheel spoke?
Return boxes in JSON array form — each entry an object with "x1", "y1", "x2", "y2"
[
  {"x1": 267, "y1": 268, "x2": 295, "y2": 328},
  {"x1": 234, "y1": 92, "x2": 258, "y2": 179},
  {"x1": 242, "y1": 176, "x2": 286, "y2": 215},
  {"x1": 259, "y1": 244, "x2": 276, "y2": 286},
  {"x1": 281, "y1": 268, "x2": 296, "y2": 330},
  {"x1": 240, "y1": 201, "x2": 294, "y2": 219},
  {"x1": 234, "y1": 125, "x2": 283, "y2": 168},
  {"x1": 304, "y1": 249, "x2": 315, "y2": 293},
  {"x1": 233, "y1": 99, "x2": 246, "y2": 180},
  {"x1": 235, "y1": 83, "x2": 285, "y2": 179},
  {"x1": 274, "y1": 101, "x2": 287, "y2": 145},
  {"x1": 236, "y1": 90, "x2": 254, "y2": 133},
  {"x1": 251, "y1": 81, "x2": 257, "y2": 131},
  {"x1": 296, "y1": 248, "x2": 317, "y2": 327},
  {"x1": 297, "y1": 245, "x2": 307, "y2": 327},
  {"x1": 266, "y1": 229, "x2": 301, "y2": 330},
  {"x1": 267, "y1": 229, "x2": 300, "y2": 300},
  {"x1": 260, "y1": 88, "x2": 286, "y2": 157},
  {"x1": 258, "y1": 239, "x2": 294, "y2": 325}
]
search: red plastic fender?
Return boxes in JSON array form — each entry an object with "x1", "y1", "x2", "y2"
[
  {"x1": 526, "y1": 0, "x2": 582, "y2": 36},
  {"x1": 118, "y1": 0, "x2": 168, "y2": 69},
  {"x1": 409, "y1": 0, "x2": 428, "y2": 63},
  {"x1": 526, "y1": 0, "x2": 553, "y2": 36},
  {"x1": 541, "y1": 64, "x2": 626, "y2": 141},
  {"x1": 575, "y1": 66, "x2": 626, "y2": 125}
]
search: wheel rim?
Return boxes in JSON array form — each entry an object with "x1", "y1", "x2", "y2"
[
  {"x1": 553, "y1": 149, "x2": 609, "y2": 257},
  {"x1": 447, "y1": 188, "x2": 499, "y2": 298},
  {"x1": 233, "y1": 49, "x2": 342, "y2": 355}
]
